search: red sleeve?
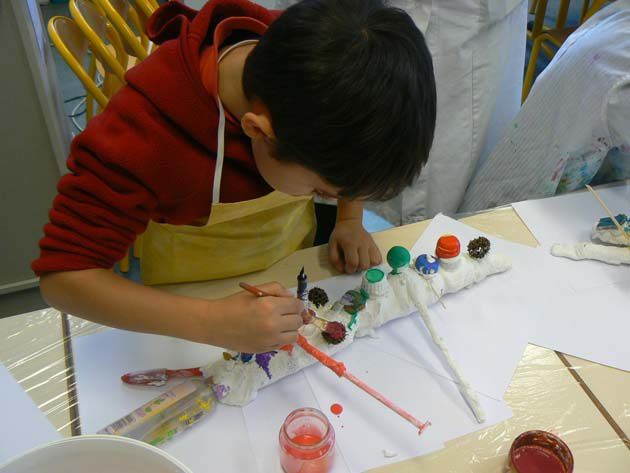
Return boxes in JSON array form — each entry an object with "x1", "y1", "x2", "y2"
[{"x1": 32, "y1": 86, "x2": 212, "y2": 276}]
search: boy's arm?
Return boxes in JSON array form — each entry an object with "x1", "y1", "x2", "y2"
[
  {"x1": 40, "y1": 270, "x2": 303, "y2": 353},
  {"x1": 329, "y1": 199, "x2": 382, "y2": 273}
]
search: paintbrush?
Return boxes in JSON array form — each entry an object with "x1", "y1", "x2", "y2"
[
  {"x1": 121, "y1": 367, "x2": 203, "y2": 386},
  {"x1": 239, "y1": 282, "x2": 347, "y2": 344},
  {"x1": 586, "y1": 184, "x2": 630, "y2": 245},
  {"x1": 240, "y1": 282, "x2": 430, "y2": 434}
]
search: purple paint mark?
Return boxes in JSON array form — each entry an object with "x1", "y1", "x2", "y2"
[
  {"x1": 255, "y1": 351, "x2": 277, "y2": 379},
  {"x1": 212, "y1": 383, "x2": 230, "y2": 400}
]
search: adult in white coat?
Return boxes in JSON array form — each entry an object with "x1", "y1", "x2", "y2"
[
  {"x1": 274, "y1": 0, "x2": 529, "y2": 224},
  {"x1": 460, "y1": 1, "x2": 630, "y2": 212}
]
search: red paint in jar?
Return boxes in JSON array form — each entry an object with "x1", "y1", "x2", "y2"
[
  {"x1": 509, "y1": 430, "x2": 573, "y2": 473},
  {"x1": 279, "y1": 408, "x2": 335, "y2": 473}
]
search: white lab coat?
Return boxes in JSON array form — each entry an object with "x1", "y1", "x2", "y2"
[
  {"x1": 273, "y1": 0, "x2": 528, "y2": 224},
  {"x1": 368, "y1": 0, "x2": 528, "y2": 224},
  {"x1": 460, "y1": 0, "x2": 630, "y2": 213}
]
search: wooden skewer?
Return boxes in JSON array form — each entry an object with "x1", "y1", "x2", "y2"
[
  {"x1": 427, "y1": 280, "x2": 446, "y2": 309},
  {"x1": 585, "y1": 185, "x2": 630, "y2": 245}
]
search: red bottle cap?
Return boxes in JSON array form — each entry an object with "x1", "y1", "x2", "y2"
[{"x1": 435, "y1": 235, "x2": 461, "y2": 259}]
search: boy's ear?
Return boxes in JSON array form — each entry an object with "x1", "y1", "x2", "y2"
[{"x1": 241, "y1": 112, "x2": 276, "y2": 141}]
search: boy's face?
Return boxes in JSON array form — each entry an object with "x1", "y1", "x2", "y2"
[
  {"x1": 242, "y1": 104, "x2": 340, "y2": 198},
  {"x1": 252, "y1": 138, "x2": 339, "y2": 198}
]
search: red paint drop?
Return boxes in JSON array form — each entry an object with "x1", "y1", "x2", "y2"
[
  {"x1": 330, "y1": 403, "x2": 343, "y2": 415},
  {"x1": 512, "y1": 445, "x2": 567, "y2": 473}
]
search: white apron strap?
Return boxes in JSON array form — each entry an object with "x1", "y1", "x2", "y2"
[
  {"x1": 212, "y1": 39, "x2": 260, "y2": 205},
  {"x1": 212, "y1": 97, "x2": 226, "y2": 205}
]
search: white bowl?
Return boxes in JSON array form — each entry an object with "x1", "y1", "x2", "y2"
[{"x1": 1, "y1": 435, "x2": 192, "y2": 473}]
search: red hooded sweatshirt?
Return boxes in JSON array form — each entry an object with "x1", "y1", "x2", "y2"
[{"x1": 33, "y1": 0, "x2": 279, "y2": 276}]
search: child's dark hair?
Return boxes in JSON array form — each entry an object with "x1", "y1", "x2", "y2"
[{"x1": 243, "y1": 0, "x2": 436, "y2": 201}]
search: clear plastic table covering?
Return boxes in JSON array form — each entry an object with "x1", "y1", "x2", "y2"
[{"x1": 1, "y1": 207, "x2": 629, "y2": 471}]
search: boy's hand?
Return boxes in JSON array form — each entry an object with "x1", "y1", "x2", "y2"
[
  {"x1": 213, "y1": 282, "x2": 304, "y2": 353},
  {"x1": 329, "y1": 219, "x2": 382, "y2": 273}
]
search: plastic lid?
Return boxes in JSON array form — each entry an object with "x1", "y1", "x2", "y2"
[
  {"x1": 365, "y1": 268, "x2": 385, "y2": 283},
  {"x1": 435, "y1": 235, "x2": 461, "y2": 259}
]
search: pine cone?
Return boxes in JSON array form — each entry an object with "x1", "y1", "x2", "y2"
[
  {"x1": 308, "y1": 287, "x2": 329, "y2": 308},
  {"x1": 322, "y1": 321, "x2": 346, "y2": 345},
  {"x1": 467, "y1": 236, "x2": 491, "y2": 259}
]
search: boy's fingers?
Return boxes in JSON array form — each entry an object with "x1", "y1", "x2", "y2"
[
  {"x1": 258, "y1": 281, "x2": 292, "y2": 297},
  {"x1": 359, "y1": 245, "x2": 370, "y2": 270},
  {"x1": 279, "y1": 313, "x2": 304, "y2": 332},
  {"x1": 369, "y1": 245, "x2": 382, "y2": 265},
  {"x1": 274, "y1": 331, "x2": 299, "y2": 346},
  {"x1": 344, "y1": 247, "x2": 359, "y2": 273},
  {"x1": 329, "y1": 240, "x2": 344, "y2": 272},
  {"x1": 275, "y1": 297, "x2": 305, "y2": 315}
]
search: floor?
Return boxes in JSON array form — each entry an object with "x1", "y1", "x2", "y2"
[{"x1": 0, "y1": 0, "x2": 586, "y2": 318}]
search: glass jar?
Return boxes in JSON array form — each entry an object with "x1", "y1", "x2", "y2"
[
  {"x1": 279, "y1": 408, "x2": 335, "y2": 473},
  {"x1": 508, "y1": 430, "x2": 574, "y2": 473}
]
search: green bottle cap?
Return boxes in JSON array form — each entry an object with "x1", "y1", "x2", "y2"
[
  {"x1": 387, "y1": 246, "x2": 411, "y2": 274},
  {"x1": 365, "y1": 268, "x2": 385, "y2": 283}
]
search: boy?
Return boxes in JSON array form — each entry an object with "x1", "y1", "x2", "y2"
[{"x1": 33, "y1": 0, "x2": 436, "y2": 353}]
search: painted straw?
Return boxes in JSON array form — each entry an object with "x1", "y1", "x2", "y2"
[{"x1": 296, "y1": 334, "x2": 430, "y2": 434}]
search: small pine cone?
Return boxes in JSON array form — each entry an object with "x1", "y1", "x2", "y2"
[
  {"x1": 467, "y1": 236, "x2": 491, "y2": 259},
  {"x1": 308, "y1": 287, "x2": 329, "y2": 308},
  {"x1": 322, "y1": 321, "x2": 346, "y2": 345}
]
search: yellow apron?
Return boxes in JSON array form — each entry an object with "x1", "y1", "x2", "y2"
[{"x1": 140, "y1": 42, "x2": 316, "y2": 285}]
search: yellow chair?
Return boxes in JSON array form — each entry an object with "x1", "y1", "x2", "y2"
[
  {"x1": 523, "y1": 0, "x2": 611, "y2": 101},
  {"x1": 48, "y1": 16, "x2": 109, "y2": 115},
  {"x1": 129, "y1": 0, "x2": 158, "y2": 20},
  {"x1": 48, "y1": 16, "x2": 131, "y2": 272},
  {"x1": 128, "y1": 0, "x2": 159, "y2": 44},
  {"x1": 69, "y1": 0, "x2": 129, "y2": 100},
  {"x1": 94, "y1": 0, "x2": 150, "y2": 60}
]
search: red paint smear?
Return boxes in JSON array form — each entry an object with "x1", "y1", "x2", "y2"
[
  {"x1": 513, "y1": 445, "x2": 567, "y2": 473},
  {"x1": 279, "y1": 344, "x2": 294, "y2": 355},
  {"x1": 167, "y1": 367, "x2": 203, "y2": 378},
  {"x1": 330, "y1": 403, "x2": 343, "y2": 415},
  {"x1": 297, "y1": 334, "x2": 346, "y2": 376}
]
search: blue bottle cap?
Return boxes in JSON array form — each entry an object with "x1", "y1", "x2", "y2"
[{"x1": 415, "y1": 254, "x2": 440, "y2": 276}]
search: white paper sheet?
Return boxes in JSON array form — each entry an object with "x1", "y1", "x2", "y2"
[
  {"x1": 513, "y1": 184, "x2": 630, "y2": 292},
  {"x1": 303, "y1": 342, "x2": 512, "y2": 472},
  {"x1": 529, "y1": 280, "x2": 630, "y2": 372},
  {"x1": 361, "y1": 214, "x2": 539, "y2": 400},
  {"x1": 71, "y1": 325, "x2": 512, "y2": 473},
  {"x1": 0, "y1": 364, "x2": 61, "y2": 465},
  {"x1": 71, "y1": 330, "x2": 258, "y2": 473}
]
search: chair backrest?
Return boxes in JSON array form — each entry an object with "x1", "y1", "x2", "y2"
[
  {"x1": 95, "y1": 0, "x2": 149, "y2": 60},
  {"x1": 582, "y1": 0, "x2": 608, "y2": 22},
  {"x1": 129, "y1": 0, "x2": 158, "y2": 20},
  {"x1": 128, "y1": 0, "x2": 158, "y2": 41},
  {"x1": 69, "y1": 0, "x2": 128, "y2": 82},
  {"x1": 47, "y1": 16, "x2": 109, "y2": 109}
]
